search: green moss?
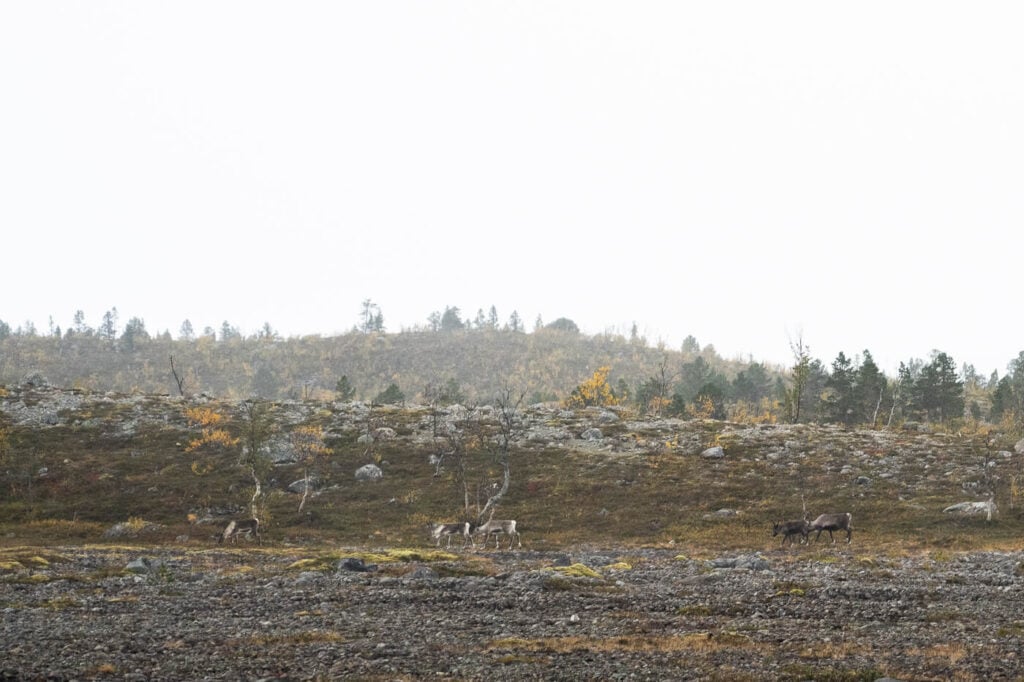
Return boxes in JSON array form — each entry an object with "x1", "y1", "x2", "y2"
[
  {"x1": 549, "y1": 563, "x2": 601, "y2": 578},
  {"x1": 286, "y1": 557, "x2": 335, "y2": 571}
]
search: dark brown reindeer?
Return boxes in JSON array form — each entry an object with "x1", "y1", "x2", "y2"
[
  {"x1": 771, "y1": 519, "x2": 810, "y2": 545},
  {"x1": 809, "y1": 513, "x2": 852, "y2": 544},
  {"x1": 219, "y1": 518, "x2": 262, "y2": 545}
]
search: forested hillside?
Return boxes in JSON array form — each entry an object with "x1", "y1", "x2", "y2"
[
  {"x1": 1, "y1": 316, "x2": 1022, "y2": 433},
  {"x1": 0, "y1": 325, "x2": 741, "y2": 405}
]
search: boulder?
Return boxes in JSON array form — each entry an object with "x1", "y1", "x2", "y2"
[
  {"x1": 355, "y1": 464, "x2": 383, "y2": 481},
  {"x1": 338, "y1": 557, "x2": 378, "y2": 572},
  {"x1": 124, "y1": 557, "x2": 166, "y2": 575},
  {"x1": 22, "y1": 372, "x2": 48, "y2": 387},
  {"x1": 702, "y1": 508, "x2": 739, "y2": 520},
  {"x1": 943, "y1": 498, "x2": 997, "y2": 521},
  {"x1": 701, "y1": 446, "x2": 725, "y2": 459},
  {"x1": 288, "y1": 476, "x2": 321, "y2": 494}
]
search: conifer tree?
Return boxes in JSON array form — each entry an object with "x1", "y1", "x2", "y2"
[{"x1": 824, "y1": 352, "x2": 856, "y2": 425}]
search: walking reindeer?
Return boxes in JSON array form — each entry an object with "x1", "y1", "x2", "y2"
[
  {"x1": 219, "y1": 518, "x2": 262, "y2": 545},
  {"x1": 809, "y1": 512, "x2": 853, "y2": 544},
  {"x1": 472, "y1": 518, "x2": 521, "y2": 550},
  {"x1": 428, "y1": 521, "x2": 474, "y2": 549}
]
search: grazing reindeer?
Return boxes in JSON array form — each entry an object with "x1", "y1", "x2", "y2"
[
  {"x1": 809, "y1": 513, "x2": 852, "y2": 544},
  {"x1": 472, "y1": 519, "x2": 521, "y2": 550},
  {"x1": 428, "y1": 522, "x2": 474, "y2": 549},
  {"x1": 771, "y1": 519, "x2": 810, "y2": 545},
  {"x1": 219, "y1": 518, "x2": 262, "y2": 546}
]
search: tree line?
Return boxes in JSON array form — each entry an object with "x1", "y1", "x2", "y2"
[{"x1": 1, "y1": 305, "x2": 1022, "y2": 437}]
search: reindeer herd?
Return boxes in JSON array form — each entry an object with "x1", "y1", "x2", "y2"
[
  {"x1": 772, "y1": 512, "x2": 853, "y2": 546},
  {"x1": 211, "y1": 511, "x2": 852, "y2": 551},
  {"x1": 428, "y1": 518, "x2": 521, "y2": 550}
]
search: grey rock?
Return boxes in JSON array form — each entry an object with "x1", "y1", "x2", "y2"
[
  {"x1": 338, "y1": 557, "x2": 378, "y2": 572},
  {"x1": 355, "y1": 464, "x2": 383, "y2": 481},
  {"x1": 710, "y1": 554, "x2": 769, "y2": 571},
  {"x1": 288, "y1": 476, "x2": 321, "y2": 494},
  {"x1": 124, "y1": 557, "x2": 165, "y2": 574},
  {"x1": 701, "y1": 446, "x2": 725, "y2": 459}
]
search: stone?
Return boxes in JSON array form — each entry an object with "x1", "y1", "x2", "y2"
[
  {"x1": 355, "y1": 464, "x2": 383, "y2": 481},
  {"x1": 288, "y1": 476, "x2": 321, "y2": 493},
  {"x1": 338, "y1": 557, "x2": 377, "y2": 572}
]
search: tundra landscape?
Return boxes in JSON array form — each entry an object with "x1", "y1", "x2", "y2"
[{"x1": 3, "y1": 382, "x2": 1024, "y2": 680}]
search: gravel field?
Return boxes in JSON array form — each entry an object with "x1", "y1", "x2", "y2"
[{"x1": 3, "y1": 545, "x2": 1024, "y2": 681}]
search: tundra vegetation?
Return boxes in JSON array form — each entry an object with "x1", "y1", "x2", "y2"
[
  {"x1": 0, "y1": 382, "x2": 1021, "y2": 551},
  {"x1": 2, "y1": 381, "x2": 1024, "y2": 680},
  {"x1": 3, "y1": 308, "x2": 1024, "y2": 677}
]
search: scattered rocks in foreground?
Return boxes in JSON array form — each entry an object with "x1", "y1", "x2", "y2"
[{"x1": 2, "y1": 546, "x2": 1023, "y2": 680}]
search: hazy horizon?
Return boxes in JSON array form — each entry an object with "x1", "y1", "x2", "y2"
[{"x1": 3, "y1": 3, "x2": 1022, "y2": 378}]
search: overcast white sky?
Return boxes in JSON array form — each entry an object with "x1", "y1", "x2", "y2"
[{"x1": 2, "y1": 2, "x2": 1022, "y2": 378}]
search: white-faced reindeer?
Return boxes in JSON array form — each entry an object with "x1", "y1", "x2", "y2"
[
  {"x1": 771, "y1": 519, "x2": 810, "y2": 545},
  {"x1": 219, "y1": 518, "x2": 262, "y2": 546},
  {"x1": 428, "y1": 522, "x2": 474, "y2": 549},
  {"x1": 472, "y1": 519, "x2": 521, "y2": 550},
  {"x1": 809, "y1": 512, "x2": 852, "y2": 544}
]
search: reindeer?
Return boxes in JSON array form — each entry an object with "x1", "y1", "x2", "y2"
[
  {"x1": 472, "y1": 519, "x2": 521, "y2": 550},
  {"x1": 771, "y1": 518, "x2": 810, "y2": 545},
  {"x1": 809, "y1": 512, "x2": 852, "y2": 544},
  {"x1": 428, "y1": 522, "x2": 474, "y2": 549},
  {"x1": 219, "y1": 518, "x2": 262, "y2": 545}
]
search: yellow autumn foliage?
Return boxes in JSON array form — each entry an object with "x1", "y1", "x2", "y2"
[
  {"x1": 290, "y1": 425, "x2": 332, "y2": 463},
  {"x1": 564, "y1": 366, "x2": 620, "y2": 409},
  {"x1": 183, "y1": 406, "x2": 238, "y2": 454},
  {"x1": 686, "y1": 396, "x2": 716, "y2": 420}
]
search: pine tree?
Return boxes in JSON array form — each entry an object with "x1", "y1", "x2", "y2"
[
  {"x1": 335, "y1": 375, "x2": 356, "y2": 401},
  {"x1": 440, "y1": 307, "x2": 464, "y2": 331},
  {"x1": 99, "y1": 307, "x2": 119, "y2": 341},
  {"x1": 854, "y1": 350, "x2": 886, "y2": 426},
  {"x1": 374, "y1": 383, "x2": 405, "y2": 405},
  {"x1": 912, "y1": 352, "x2": 964, "y2": 422},
  {"x1": 824, "y1": 352, "x2": 856, "y2": 425}
]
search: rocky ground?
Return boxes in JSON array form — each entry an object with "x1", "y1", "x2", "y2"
[{"x1": 3, "y1": 544, "x2": 1024, "y2": 681}]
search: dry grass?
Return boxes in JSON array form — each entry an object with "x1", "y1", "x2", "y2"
[
  {"x1": 909, "y1": 642, "x2": 969, "y2": 665},
  {"x1": 797, "y1": 641, "x2": 876, "y2": 660},
  {"x1": 3, "y1": 397, "x2": 1024, "y2": 557}
]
